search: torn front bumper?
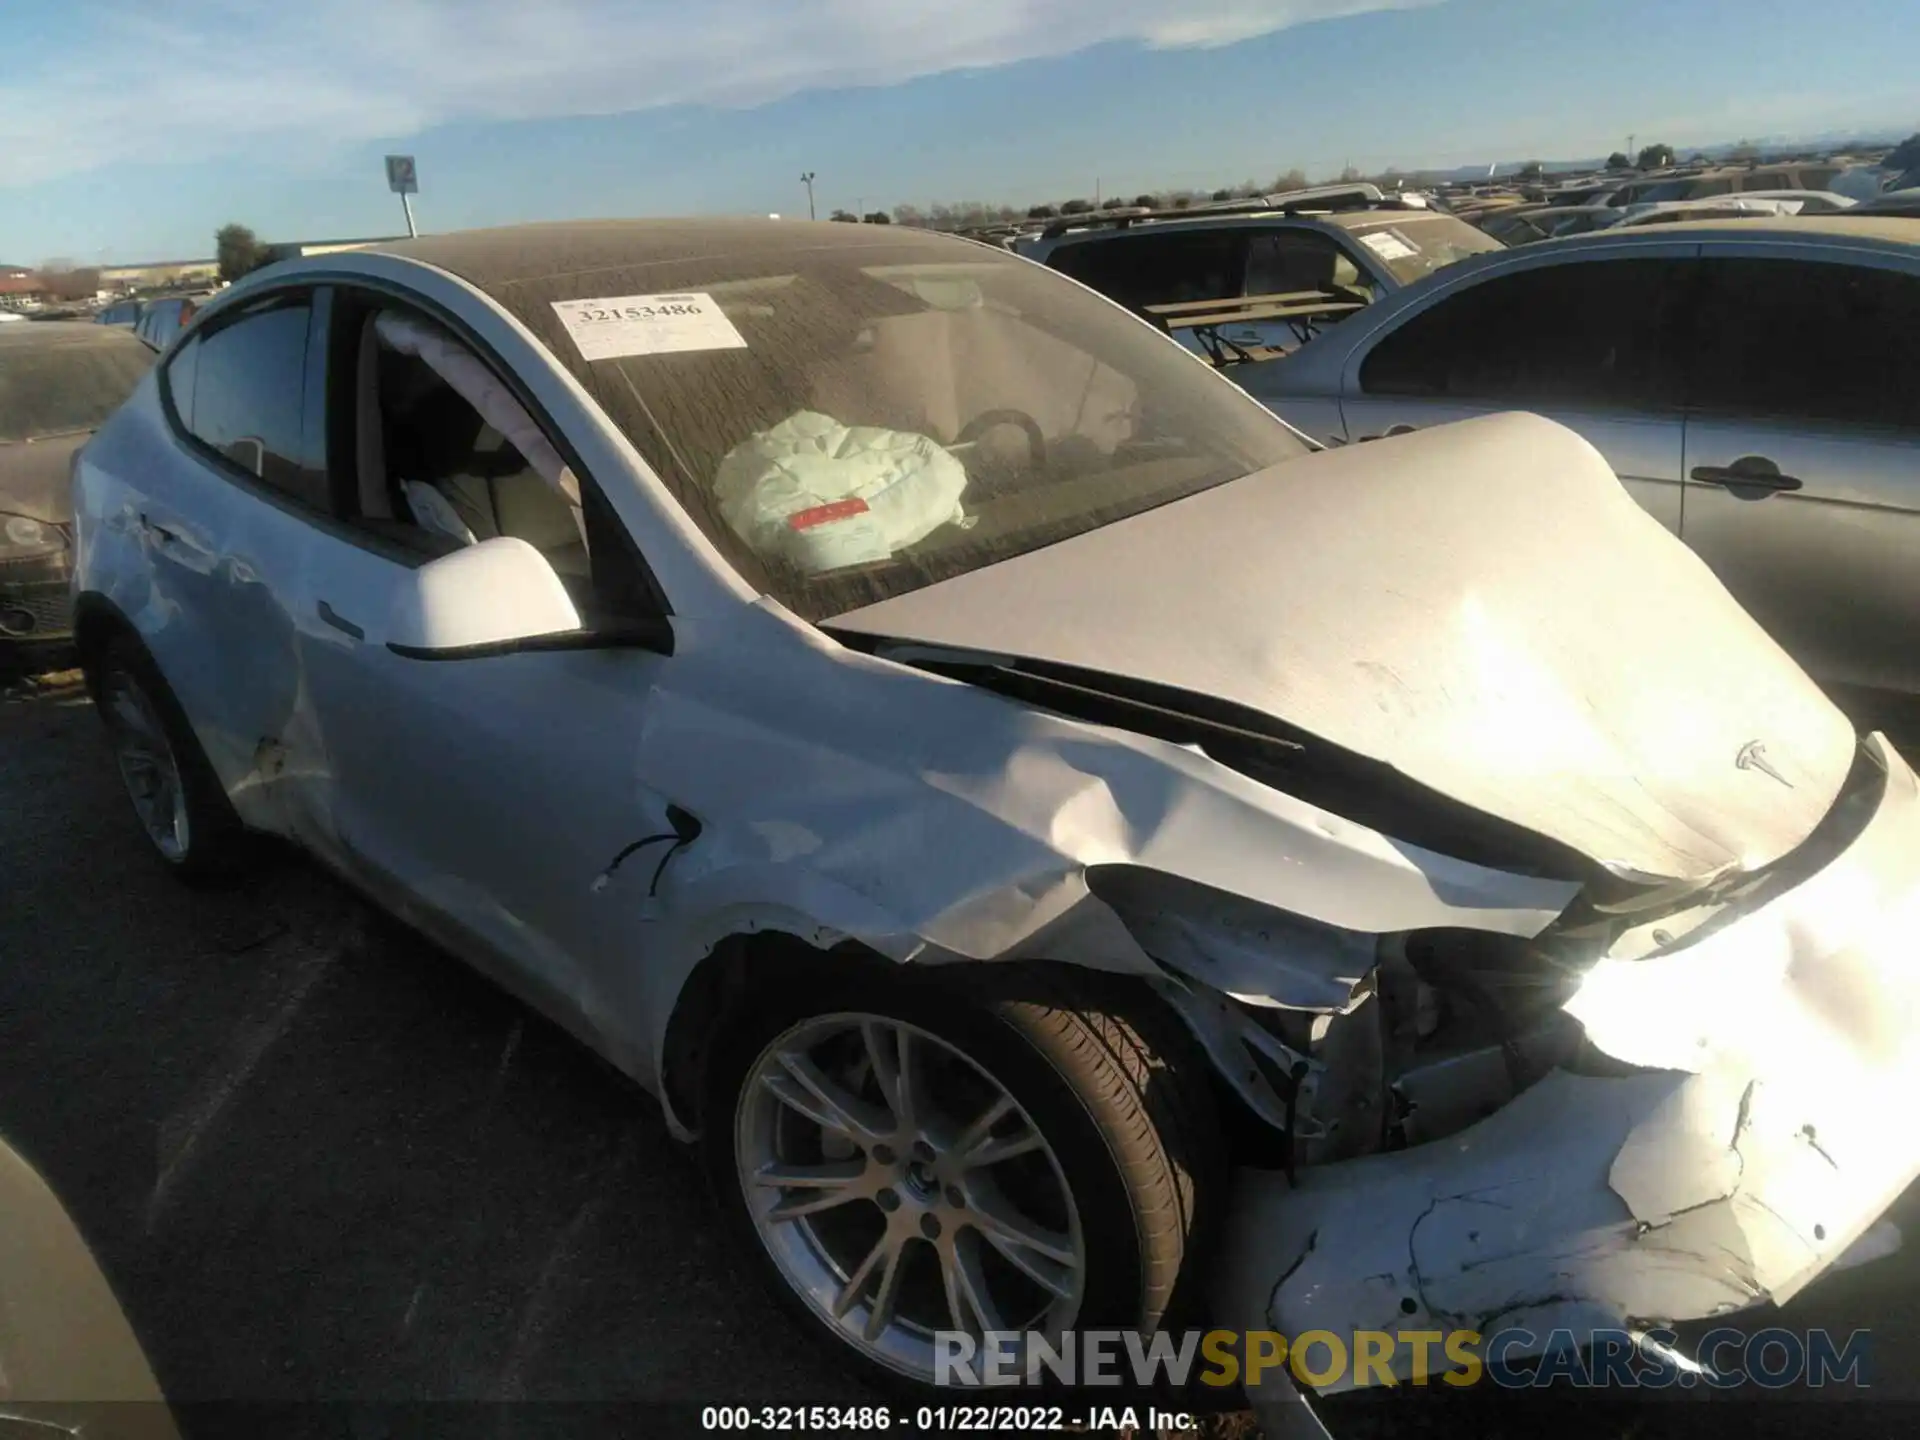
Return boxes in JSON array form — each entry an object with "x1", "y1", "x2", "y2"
[{"x1": 1216, "y1": 732, "x2": 1920, "y2": 1394}]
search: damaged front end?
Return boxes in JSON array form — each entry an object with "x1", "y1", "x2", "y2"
[{"x1": 1195, "y1": 732, "x2": 1920, "y2": 1395}]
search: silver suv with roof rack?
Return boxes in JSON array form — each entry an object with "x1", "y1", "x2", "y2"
[{"x1": 1017, "y1": 184, "x2": 1503, "y2": 364}]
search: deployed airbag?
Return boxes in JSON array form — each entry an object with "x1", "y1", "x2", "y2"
[{"x1": 713, "y1": 411, "x2": 968, "y2": 574}]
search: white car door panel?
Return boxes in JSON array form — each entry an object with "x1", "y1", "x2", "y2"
[
  {"x1": 287, "y1": 287, "x2": 682, "y2": 1064},
  {"x1": 1679, "y1": 252, "x2": 1920, "y2": 696},
  {"x1": 299, "y1": 569, "x2": 674, "y2": 1065}
]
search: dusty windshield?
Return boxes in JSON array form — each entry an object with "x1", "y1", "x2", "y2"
[
  {"x1": 0, "y1": 329, "x2": 153, "y2": 443},
  {"x1": 1343, "y1": 213, "x2": 1504, "y2": 285},
  {"x1": 505, "y1": 240, "x2": 1306, "y2": 619}
]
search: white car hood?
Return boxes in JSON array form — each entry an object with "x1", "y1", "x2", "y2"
[{"x1": 831, "y1": 412, "x2": 1856, "y2": 884}]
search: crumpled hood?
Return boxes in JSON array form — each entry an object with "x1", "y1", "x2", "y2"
[
  {"x1": 830, "y1": 412, "x2": 1856, "y2": 884},
  {"x1": 0, "y1": 434, "x2": 86, "y2": 523}
]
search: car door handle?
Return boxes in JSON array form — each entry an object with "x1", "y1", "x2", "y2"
[
  {"x1": 1690, "y1": 458, "x2": 1803, "y2": 496},
  {"x1": 138, "y1": 512, "x2": 181, "y2": 545},
  {"x1": 316, "y1": 600, "x2": 365, "y2": 641}
]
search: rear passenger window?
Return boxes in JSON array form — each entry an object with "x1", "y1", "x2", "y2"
[
  {"x1": 170, "y1": 300, "x2": 323, "y2": 507},
  {"x1": 1245, "y1": 231, "x2": 1359, "y2": 295},
  {"x1": 1359, "y1": 258, "x2": 1691, "y2": 409},
  {"x1": 1690, "y1": 259, "x2": 1920, "y2": 430}
]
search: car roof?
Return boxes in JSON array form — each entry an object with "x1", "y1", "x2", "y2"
[
  {"x1": 1541, "y1": 213, "x2": 1919, "y2": 253},
  {"x1": 358, "y1": 218, "x2": 970, "y2": 296}
]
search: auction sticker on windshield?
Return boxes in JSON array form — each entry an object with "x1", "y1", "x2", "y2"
[
  {"x1": 550, "y1": 293, "x2": 748, "y2": 361},
  {"x1": 1359, "y1": 231, "x2": 1418, "y2": 262}
]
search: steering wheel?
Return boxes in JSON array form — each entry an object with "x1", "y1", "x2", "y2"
[{"x1": 953, "y1": 409, "x2": 1048, "y2": 472}]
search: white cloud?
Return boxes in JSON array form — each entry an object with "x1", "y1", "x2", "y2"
[{"x1": 0, "y1": 0, "x2": 1434, "y2": 187}]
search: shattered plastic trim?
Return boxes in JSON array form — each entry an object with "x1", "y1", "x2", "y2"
[{"x1": 1219, "y1": 735, "x2": 1920, "y2": 1393}]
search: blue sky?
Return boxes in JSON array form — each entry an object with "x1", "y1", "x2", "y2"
[{"x1": 1, "y1": 0, "x2": 1913, "y2": 264}]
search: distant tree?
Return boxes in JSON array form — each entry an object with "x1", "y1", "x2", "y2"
[
  {"x1": 1209, "y1": 188, "x2": 1235, "y2": 202},
  {"x1": 1101, "y1": 196, "x2": 1129, "y2": 210},
  {"x1": 828, "y1": 208, "x2": 859, "y2": 222},
  {"x1": 1272, "y1": 168, "x2": 1308, "y2": 192},
  {"x1": 1171, "y1": 195, "x2": 1193, "y2": 208},
  {"x1": 35, "y1": 262, "x2": 101, "y2": 300},
  {"x1": 892, "y1": 204, "x2": 926, "y2": 226},
  {"x1": 1060, "y1": 198, "x2": 1094, "y2": 214},
  {"x1": 1026, "y1": 203, "x2": 1058, "y2": 219},
  {"x1": 862, "y1": 211, "x2": 892, "y2": 224},
  {"x1": 215, "y1": 223, "x2": 270, "y2": 282},
  {"x1": 1636, "y1": 142, "x2": 1676, "y2": 171},
  {"x1": 1728, "y1": 140, "x2": 1760, "y2": 163},
  {"x1": 1132, "y1": 193, "x2": 1160, "y2": 208},
  {"x1": 1605, "y1": 151, "x2": 1631, "y2": 170},
  {"x1": 1338, "y1": 165, "x2": 1363, "y2": 183},
  {"x1": 1886, "y1": 133, "x2": 1920, "y2": 171},
  {"x1": 1518, "y1": 160, "x2": 1546, "y2": 181}
]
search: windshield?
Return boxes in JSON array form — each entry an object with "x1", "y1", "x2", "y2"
[
  {"x1": 500, "y1": 239, "x2": 1307, "y2": 620},
  {"x1": 0, "y1": 330, "x2": 153, "y2": 442},
  {"x1": 1341, "y1": 213, "x2": 1503, "y2": 284}
]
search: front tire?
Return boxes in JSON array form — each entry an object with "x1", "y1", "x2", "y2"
[
  {"x1": 92, "y1": 635, "x2": 249, "y2": 883},
  {"x1": 702, "y1": 958, "x2": 1222, "y2": 1398}
]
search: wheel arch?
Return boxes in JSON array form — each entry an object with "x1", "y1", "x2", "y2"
[{"x1": 71, "y1": 592, "x2": 144, "y2": 700}]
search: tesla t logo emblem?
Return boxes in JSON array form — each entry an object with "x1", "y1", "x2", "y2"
[{"x1": 1737, "y1": 740, "x2": 1793, "y2": 788}]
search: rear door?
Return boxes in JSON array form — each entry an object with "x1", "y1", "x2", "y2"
[
  {"x1": 1679, "y1": 249, "x2": 1920, "y2": 696},
  {"x1": 142, "y1": 288, "x2": 337, "y2": 840},
  {"x1": 1339, "y1": 251, "x2": 1696, "y2": 531}
]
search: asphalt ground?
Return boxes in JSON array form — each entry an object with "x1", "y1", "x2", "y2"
[{"x1": 6, "y1": 663, "x2": 1920, "y2": 1440}]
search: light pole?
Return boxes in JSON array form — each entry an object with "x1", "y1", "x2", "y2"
[{"x1": 800, "y1": 172, "x2": 817, "y2": 221}]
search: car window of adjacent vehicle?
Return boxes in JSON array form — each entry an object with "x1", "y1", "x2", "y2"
[
  {"x1": 1688, "y1": 258, "x2": 1920, "y2": 430},
  {"x1": 1245, "y1": 231, "x2": 1362, "y2": 295},
  {"x1": 1359, "y1": 257, "x2": 1693, "y2": 408},
  {"x1": 1047, "y1": 229, "x2": 1246, "y2": 309},
  {"x1": 166, "y1": 298, "x2": 324, "y2": 507},
  {"x1": 495, "y1": 241, "x2": 1305, "y2": 621}
]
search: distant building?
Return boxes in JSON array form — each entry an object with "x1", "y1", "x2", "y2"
[
  {"x1": 0, "y1": 275, "x2": 50, "y2": 311},
  {"x1": 100, "y1": 258, "x2": 221, "y2": 291}
]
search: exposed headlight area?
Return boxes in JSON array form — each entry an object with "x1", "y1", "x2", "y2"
[
  {"x1": 0, "y1": 512, "x2": 76, "y2": 639},
  {"x1": 1, "y1": 512, "x2": 67, "y2": 562}
]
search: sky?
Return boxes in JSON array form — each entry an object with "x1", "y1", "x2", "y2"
[{"x1": 1, "y1": 0, "x2": 1913, "y2": 264}]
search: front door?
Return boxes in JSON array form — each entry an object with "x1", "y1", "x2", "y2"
[
  {"x1": 1339, "y1": 253, "x2": 1696, "y2": 531},
  {"x1": 1679, "y1": 252, "x2": 1920, "y2": 697},
  {"x1": 291, "y1": 292, "x2": 680, "y2": 1064}
]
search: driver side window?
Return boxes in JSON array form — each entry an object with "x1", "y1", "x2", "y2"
[{"x1": 328, "y1": 293, "x2": 661, "y2": 622}]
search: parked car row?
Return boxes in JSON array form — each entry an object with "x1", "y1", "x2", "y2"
[
  {"x1": 0, "y1": 322, "x2": 153, "y2": 652},
  {"x1": 1014, "y1": 184, "x2": 1504, "y2": 361}
]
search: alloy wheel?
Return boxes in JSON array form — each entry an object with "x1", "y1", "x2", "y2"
[
  {"x1": 103, "y1": 669, "x2": 190, "y2": 862},
  {"x1": 735, "y1": 1013, "x2": 1086, "y2": 1382}
]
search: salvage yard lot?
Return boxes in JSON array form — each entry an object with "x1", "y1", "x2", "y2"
[{"x1": 5, "y1": 666, "x2": 1920, "y2": 1438}]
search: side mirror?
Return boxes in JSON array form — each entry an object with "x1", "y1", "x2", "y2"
[{"x1": 387, "y1": 536, "x2": 587, "y2": 658}]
